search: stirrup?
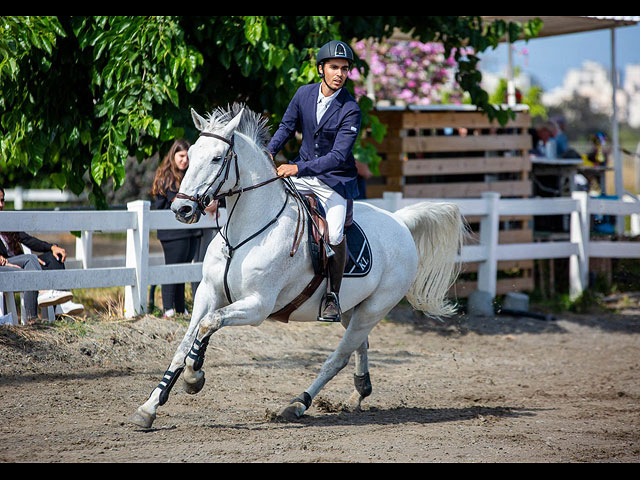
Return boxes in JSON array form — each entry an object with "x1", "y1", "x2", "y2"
[{"x1": 317, "y1": 292, "x2": 341, "y2": 323}]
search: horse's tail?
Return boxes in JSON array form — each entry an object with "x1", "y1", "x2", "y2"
[{"x1": 394, "y1": 201, "x2": 469, "y2": 318}]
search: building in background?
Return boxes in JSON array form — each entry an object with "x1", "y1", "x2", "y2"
[{"x1": 542, "y1": 61, "x2": 640, "y2": 127}]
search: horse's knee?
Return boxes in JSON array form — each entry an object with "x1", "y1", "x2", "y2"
[{"x1": 200, "y1": 311, "x2": 223, "y2": 334}]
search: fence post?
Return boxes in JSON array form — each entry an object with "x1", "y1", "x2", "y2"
[
  {"x1": 570, "y1": 191, "x2": 589, "y2": 300},
  {"x1": 14, "y1": 187, "x2": 24, "y2": 210},
  {"x1": 625, "y1": 194, "x2": 640, "y2": 236},
  {"x1": 477, "y1": 192, "x2": 500, "y2": 299},
  {"x1": 382, "y1": 191, "x2": 403, "y2": 212},
  {"x1": 124, "y1": 200, "x2": 150, "y2": 318},
  {"x1": 75, "y1": 231, "x2": 94, "y2": 269}
]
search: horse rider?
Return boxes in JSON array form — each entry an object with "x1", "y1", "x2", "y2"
[{"x1": 268, "y1": 40, "x2": 362, "y2": 322}]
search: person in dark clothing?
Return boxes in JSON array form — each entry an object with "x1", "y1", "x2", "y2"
[
  {"x1": 268, "y1": 40, "x2": 361, "y2": 322},
  {"x1": 0, "y1": 187, "x2": 83, "y2": 321},
  {"x1": 151, "y1": 139, "x2": 217, "y2": 318}
]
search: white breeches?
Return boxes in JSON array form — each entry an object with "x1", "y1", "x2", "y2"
[{"x1": 291, "y1": 176, "x2": 346, "y2": 245}]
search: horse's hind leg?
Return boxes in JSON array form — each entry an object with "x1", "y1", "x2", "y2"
[
  {"x1": 346, "y1": 340, "x2": 373, "y2": 410},
  {"x1": 340, "y1": 311, "x2": 372, "y2": 410},
  {"x1": 279, "y1": 306, "x2": 381, "y2": 421}
]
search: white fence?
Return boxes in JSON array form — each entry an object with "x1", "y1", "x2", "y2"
[
  {"x1": 4, "y1": 187, "x2": 88, "y2": 210},
  {"x1": 1, "y1": 202, "x2": 226, "y2": 324},
  {"x1": 369, "y1": 191, "x2": 640, "y2": 300},
  {"x1": 2, "y1": 192, "x2": 640, "y2": 325}
]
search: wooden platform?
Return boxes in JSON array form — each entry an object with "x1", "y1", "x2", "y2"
[{"x1": 363, "y1": 107, "x2": 534, "y2": 297}]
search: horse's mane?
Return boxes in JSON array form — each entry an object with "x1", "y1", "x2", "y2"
[{"x1": 204, "y1": 103, "x2": 272, "y2": 153}]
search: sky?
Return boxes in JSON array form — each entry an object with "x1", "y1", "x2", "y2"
[{"x1": 477, "y1": 22, "x2": 640, "y2": 91}]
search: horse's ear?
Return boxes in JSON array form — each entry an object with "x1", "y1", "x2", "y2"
[
  {"x1": 191, "y1": 108, "x2": 208, "y2": 132},
  {"x1": 224, "y1": 107, "x2": 244, "y2": 137}
]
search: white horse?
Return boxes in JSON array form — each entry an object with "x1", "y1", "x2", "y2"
[{"x1": 131, "y1": 104, "x2": 467, "y2": 428}]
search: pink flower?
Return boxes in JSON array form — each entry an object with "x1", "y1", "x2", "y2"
[{"x1": 350, "y1": 39, "x2": 464, "y2": 105}]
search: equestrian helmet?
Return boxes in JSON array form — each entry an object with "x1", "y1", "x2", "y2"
[{"x1": 316, "y1": 40, "x2": 355, "y2": 67}]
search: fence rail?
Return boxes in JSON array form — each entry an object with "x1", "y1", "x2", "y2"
[
  {"x1": 2, "y1": 192, "x2": 640, "y2": 325},
  {"x1": 368, "y1": 191, "x2": 640, "y2": 300},
  {"x1": 4, "y1": 187, "x2": 87, "y2": 210}
]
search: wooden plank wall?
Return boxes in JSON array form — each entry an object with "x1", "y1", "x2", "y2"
[{"x1": 364, "y1": 108, "x2": 534, "y2": 297}]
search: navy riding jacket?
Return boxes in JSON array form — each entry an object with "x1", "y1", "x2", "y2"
[{"x1": 267, "y1": 83, "x2": 361, "y2": 199}]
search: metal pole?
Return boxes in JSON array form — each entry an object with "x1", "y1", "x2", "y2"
[
  {"x1": 366, "y1": 39, "x2": 375, "y2": 102},
  {"x1": 611, "y1": 27, "x2": 625, "y2": 233},
  {"x1": 507, "y1": 42, "x2": 516, "y2": 107},
  {"x1": 635, "y1": 141, "x2": 640, "y2": 194}
]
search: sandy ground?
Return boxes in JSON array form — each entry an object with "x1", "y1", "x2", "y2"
[{"x1": 0, "y1": 301, "x2": 639, "y2": 463}]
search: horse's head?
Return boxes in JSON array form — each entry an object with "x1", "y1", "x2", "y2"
[{"x1": 172, "y1": 107, "x2": 244, "y2": 224}]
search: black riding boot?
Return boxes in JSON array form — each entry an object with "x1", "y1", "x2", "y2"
[{"x1": 319, "y1": 238, "x2": 347, "y2": 322}]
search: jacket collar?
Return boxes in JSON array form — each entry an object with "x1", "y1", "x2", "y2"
[{"x1": 313, "y1": 83, "x2": 346, "y2": 133}]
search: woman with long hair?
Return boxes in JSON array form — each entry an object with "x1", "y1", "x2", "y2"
[{"x1": 151, "y1": 139, "x2": 205, "y2": 318}]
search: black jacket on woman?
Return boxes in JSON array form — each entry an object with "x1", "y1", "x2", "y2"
[{"x1": 0, "y1": 232, "x2": 54, "y2": 258}]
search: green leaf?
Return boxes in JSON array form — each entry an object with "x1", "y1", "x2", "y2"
[
  {"x1": 148, "y1": 119, "x2": 161, "y2": 138},
  {"x1": 244, "y1": 17, "x2": 263, "y2": 46},
  {"x1": 165, "y1": 86, "x2": 179, "y2": 106},
  {"x1": 50, "y1": 172, "x2": 67, "y2": 190},
  {"x1": 91, "y1": 153, "x2": 105, "y2": 184}
]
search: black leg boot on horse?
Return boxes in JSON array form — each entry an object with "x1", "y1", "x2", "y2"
[{"x1": 318, "y1": 238, "x2": 347, "y2": 323}]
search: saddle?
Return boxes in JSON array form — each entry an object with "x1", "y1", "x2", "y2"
[{"x1": 269, "y1": 195, "x2": 371, "y2": 323}]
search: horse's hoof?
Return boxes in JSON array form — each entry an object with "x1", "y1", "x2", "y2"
[
  {"x1": 183, "y1": 370, "x2": 205, "y2": 395},
  {"x1": 130, "y1": 408, "x2": 156, "y2": 429},
  {"x1": 343, "y1": 390, "x2": 364, "y2": 411},
  {"x1": 277, "y1": 402, "x2": 306, "y2": 422}
]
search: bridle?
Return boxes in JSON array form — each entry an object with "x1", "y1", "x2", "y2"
[
  {"x1": 174, "y1": 130, "x2": 307, "y2": 303},
  {"x1": 175, "y1": 131, "x2": 281, "y2": 216}
]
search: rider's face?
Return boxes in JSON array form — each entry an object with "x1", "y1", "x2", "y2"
[{"x1": 321, "y1": 59, "x2": 350, "y2": 92}]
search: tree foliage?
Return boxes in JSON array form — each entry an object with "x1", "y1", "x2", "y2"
[{"x1": 0, "y1": 16, "x2": 542, "y2": 206}]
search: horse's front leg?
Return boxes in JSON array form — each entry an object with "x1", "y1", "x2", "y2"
[
  {"x1": 184, "y1": 294, "x2": 270, "y2": 379},
  {"x1": 130, "y1": 286, "x2": 219, "y2": 429}
]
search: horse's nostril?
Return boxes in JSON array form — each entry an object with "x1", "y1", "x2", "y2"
[{"x1": 179, "y1": 206, "x2": 193, "y2": 216}]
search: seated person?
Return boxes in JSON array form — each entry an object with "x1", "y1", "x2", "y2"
[
  {"x1": 550, "y1": 115, "x2": 569, "y2": 157},
  {"x1": 531, "y1": 121, "x2": 558, "y2": 157},
  {"x1": 0, "y1": 187, "x2": 84, "y2": 319}
]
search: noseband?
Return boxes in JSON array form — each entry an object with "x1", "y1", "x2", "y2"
[{"x1": 175, "y1": 131, "x2": 281, "y2": 215}]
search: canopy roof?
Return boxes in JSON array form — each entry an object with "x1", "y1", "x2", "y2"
[
  {"x1": 390, "y1": 17, "x2": 640, "y2": 43},
  {"x1": 481, "y1": 16, "x2": 640, "y2": 39}
]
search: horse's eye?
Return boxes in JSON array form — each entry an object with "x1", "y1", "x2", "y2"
[{"x1": 212, "y1": 156, "x2": 222, "y2": 163}]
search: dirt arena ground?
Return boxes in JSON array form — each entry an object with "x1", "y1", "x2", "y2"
[{"x1": 0, "y1": 301, "x2": 639, "y2": 463}]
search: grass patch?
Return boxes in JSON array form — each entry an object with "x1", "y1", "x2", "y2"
[{"x1": 51, "y1": 317, "x2": 91, "y2": 337}]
